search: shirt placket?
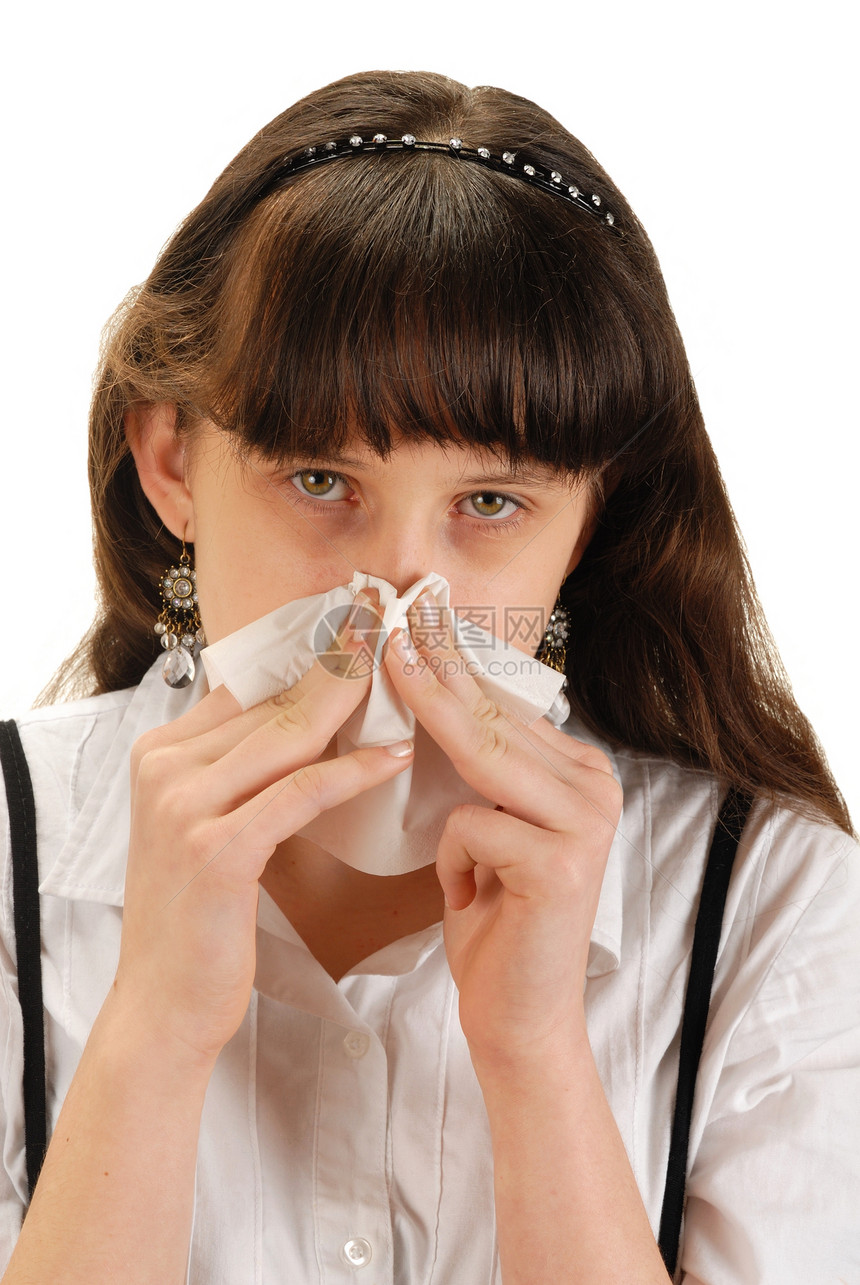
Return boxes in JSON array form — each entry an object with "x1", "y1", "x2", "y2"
[{"x1": 313, "y1": 986, "x2": 396, "y2": 1285}]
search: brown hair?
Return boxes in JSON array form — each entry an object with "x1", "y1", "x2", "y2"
[{"x1": 42, "y1": 69, "x2": 853, "y2": 836}]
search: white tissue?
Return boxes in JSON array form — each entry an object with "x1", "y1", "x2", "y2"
[{"x1": 201, "y1": 572, "x2": 566, "y2": 875}]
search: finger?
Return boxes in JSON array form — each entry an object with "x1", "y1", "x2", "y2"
[
  {"x1": 140, "y1": 592, "x2": 373, "y2": 748},
  {"x1": 401, "y1": 593, "x2": 612, "y2": 778},
  {"x1": 132, "y1": 652, "x2": 372, "y2": 808},
  {"x1": 172, "y1": 741, "x2": 414, "y2": 894},
  {"x1": 198, "y1": 590, "x2": 383, "y2": 758},
  {"x1": 436, "y1": 804, "x2": 564, "y2": 909},
  {"x1": 386, "y1": 625, "x2": 621, "y2": 834},
  {"x1": 135, "y1": 681, "x2": 244, "y2": 754},
  {"x1": 198, "y1": 659, "x2": 377, "y2": 810},
  {"x1": 387, "y1": 609, "x2": 524, "y2": 734},
  {"x1": 516, "y1": 713, "x2": 617, "y2": 777},
  {"x1": 136, "y1": 591, "x2": 379, "y2": 774},
  {"x1": 405, "y1": 592, "x2": 486, "y2": 704}
]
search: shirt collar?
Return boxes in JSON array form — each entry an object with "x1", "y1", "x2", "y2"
[
  {"x1": 561, "y1": 716, "x2": 624, "y2": 979},
  {"x1": 38, "y1": 666, "x2": 624, "y2": 977},
  {"x1": 39, "y1": 657, "x2": 208, "y2": 905}
]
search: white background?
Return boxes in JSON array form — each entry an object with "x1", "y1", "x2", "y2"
[{"x1": 1, "y1": 0, "x2": 857, "y2": 822}]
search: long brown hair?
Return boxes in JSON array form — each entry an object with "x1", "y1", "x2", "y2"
[{"x1": 42, "y1": 69, "x2": 853, "y2": 836}]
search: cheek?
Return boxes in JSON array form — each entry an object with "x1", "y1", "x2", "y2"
[
  {"x1": 449, "y1": 577, "x2": 559, "y2": 658},
  {"x1": 500, "y1": 589, "x2": 559, "y2": 655},
  {"x1": 191, "y1": 511, "x2": 353, "y2": 642}
]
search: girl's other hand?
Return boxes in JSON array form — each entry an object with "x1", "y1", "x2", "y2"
[{"x1": 383, "y1": 594, "x2": 621, "y2": 1075}]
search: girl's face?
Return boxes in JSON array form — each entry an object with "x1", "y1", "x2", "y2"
[{"x1": 164, "y1": 420, "x2": 597, "y2": 651}]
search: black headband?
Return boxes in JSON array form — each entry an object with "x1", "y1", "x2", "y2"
[{"x1": 258, "y1": 133, "x2": 621, "y2": 234}]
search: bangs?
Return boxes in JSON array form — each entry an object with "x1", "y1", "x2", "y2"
[{"x1": 200, "y1": 149, "x2": 663, "y2": 475}]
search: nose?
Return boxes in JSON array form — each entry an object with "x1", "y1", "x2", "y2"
[{"x1": 352, "y1": 524, "x2": 438, "y2": 597}]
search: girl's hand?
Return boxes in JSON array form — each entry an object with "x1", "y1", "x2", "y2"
[
  {"x1": 383, "y1": 594, "x2": 621, "y2": 1075},
  {"x1": 114, "y1": 592, "x2": 414, "y2": 1067}
]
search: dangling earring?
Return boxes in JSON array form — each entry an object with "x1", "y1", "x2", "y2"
[
  {"x1": 536, "y1": 596, "x2": 570, "y2": 674},
  {"x1": 154, "y1": 540, "x2": 206, "y2": 688},
  {"x1": 536, "y1": 596, "x2": 571, "y2": 727}
]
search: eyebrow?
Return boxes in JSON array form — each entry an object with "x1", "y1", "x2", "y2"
[
  {"x1": 283, "y1": 452, "x2": 564, "y2": 489},
  {"x1": 457, "y1": 466, "x2": 560, "y2": 487}
]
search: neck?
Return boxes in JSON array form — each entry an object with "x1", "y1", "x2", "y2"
[{"x1": 260, "y1": 835, "x2": 445, "y2": 980}]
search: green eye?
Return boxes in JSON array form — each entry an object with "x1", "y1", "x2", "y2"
[
  {"x1": 297, "y1": 469, "x2": 338, "y2": 496},
  {"x1": 469, "y1": 492, "x2": 509, "y2": 517}
]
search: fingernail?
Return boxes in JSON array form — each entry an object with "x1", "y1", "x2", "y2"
[
  {"x1": 385, "y1": 739, "x2": 414, "y2": 757},
  {"x1": 411, "y1": 590, "x2": 439, "y2": 622},
  {"x1": 391, "y1": 627, "x2": 418, "y2": 663},
  {"x1": 346, "y1": 591, "x2": 376, "y2": 633}
]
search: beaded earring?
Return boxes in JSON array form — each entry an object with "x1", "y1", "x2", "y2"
[
  {"x1": 536, "y1": 597, "x2": 571, "y2": 727},
  {"x1": 536, "y1": 598, "x2": 570, "y2": 674},
  {"x1": 154, "y1": 541, "x2": 206, "y2": 688}
]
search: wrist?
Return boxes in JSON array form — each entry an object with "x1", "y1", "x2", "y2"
[
  {"x1": 470, "y1": 1020, "x2": 596, "y2": 1104},
  {"x1": 93, "y1": 982, "x2": 222, "y2": 1092}
]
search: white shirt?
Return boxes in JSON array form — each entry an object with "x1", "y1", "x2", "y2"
[{"x1": 1, "y1": 658, "x2": 858, "y2": 1283}]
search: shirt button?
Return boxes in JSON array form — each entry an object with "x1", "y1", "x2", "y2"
[
  {"x1": 342, "y1": 1236, "x2": 373, "y2": 1267},
  {"x1": 343, "y1": 1030, "x2": 370, "y2": 1059}
]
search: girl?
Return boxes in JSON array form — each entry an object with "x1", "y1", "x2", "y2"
[{"x1": 1, "y1": 70, "x2": 857, "y2": 1283}]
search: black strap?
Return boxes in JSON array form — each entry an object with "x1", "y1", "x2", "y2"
[
  {"x1": 658, "y1": 783, "x2": 756, "y2": 1277},
  {"x1": 0, "y1": 720, "x2": 47, "y2": 1204}
]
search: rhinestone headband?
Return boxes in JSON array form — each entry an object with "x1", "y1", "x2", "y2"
[{"x1": 262, "y1": 134, "x2": 620, "y2": 233}]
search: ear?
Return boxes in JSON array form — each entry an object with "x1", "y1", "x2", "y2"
[{"x1": 124, "y1": 403, "x2": 195, "y2": 542}]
